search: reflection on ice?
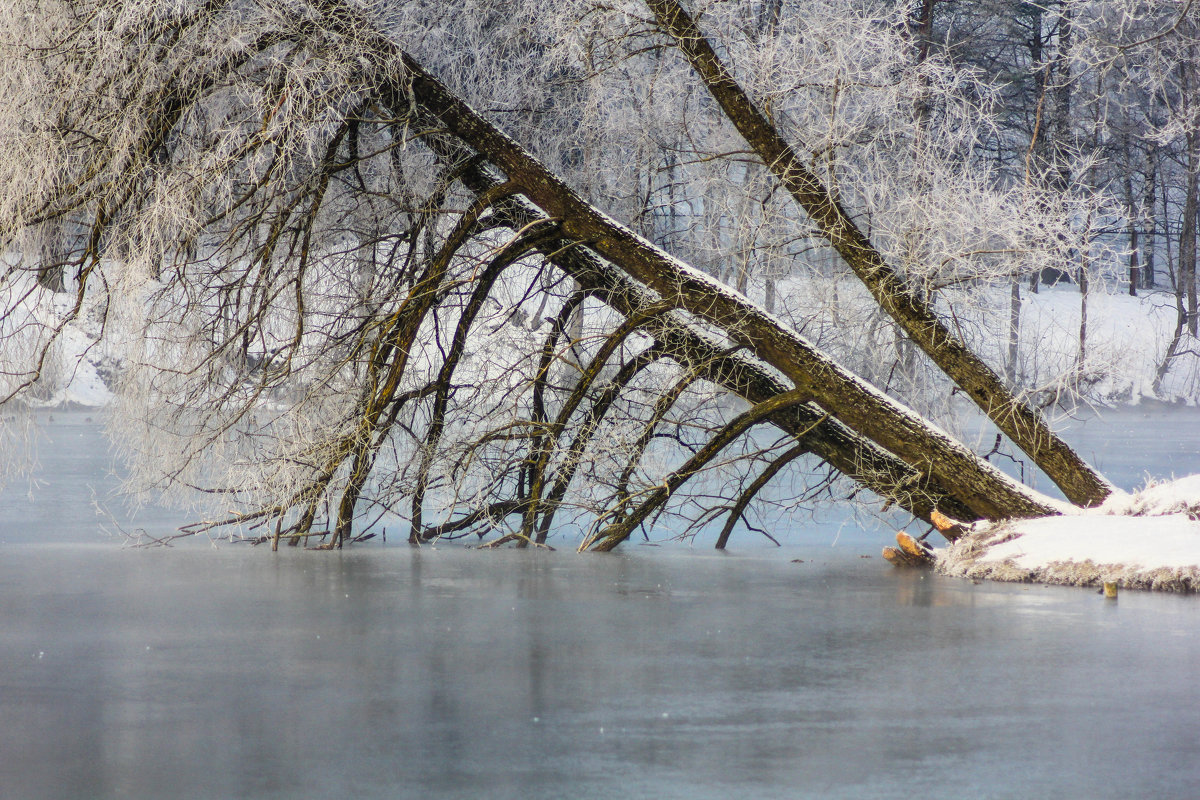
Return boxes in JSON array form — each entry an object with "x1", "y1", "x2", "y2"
[
  {"x1": 11, "y1": 546, "x2": 1195, "y2": 800},
  {"x1": 1, "y1": 408, "x2": 1200, "y2": 798}
]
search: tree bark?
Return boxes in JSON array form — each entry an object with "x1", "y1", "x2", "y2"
[
  {"x1": 433, "y1": 140, "x2": 982, "y2": 527},
  {"x1": 1125, "y1": 175, "x2": 1140, "y2": 297},
  {"x1": 1153, "y1": 289, "x2": 1188, "y2": 396},
  {"x1": 643, "y1": 0, "x2": 1111, "y2": 508},
  {"x1": 1182, "y1": 129, "x2": 1199, "y2": 338},
  {"x1": 1078, "y1": 245, "x2": 1089, "y2": 369},
  {"x1": 382, "y1": 48, "x2": 1058, "y2": 522},
  {"x1": 1143, "y1": 160, "x2": 1157, "y2": 289},
  {"x1": 1006, "y1": 276, "x2": 1021, "y2": 386},
  {"x1": 1048, "y1": 2, "x2": 1074, "y2": 197}
]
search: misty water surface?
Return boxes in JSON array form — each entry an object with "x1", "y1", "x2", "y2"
[{"x1": 1, "y1": 407, "x2": 1199, "y2": 799}]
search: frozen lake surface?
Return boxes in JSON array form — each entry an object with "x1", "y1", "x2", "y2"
[{"x1": 2, "y1": 407, "x2": 1199, "y2": 799}]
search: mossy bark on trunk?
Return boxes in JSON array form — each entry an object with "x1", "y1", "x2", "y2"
[{"x1": 395, "y1": 53, "x2": 1056, "y2": 522}]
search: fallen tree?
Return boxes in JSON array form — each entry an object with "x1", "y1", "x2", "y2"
[
  {"x1": 420, "y1": 151, "x2": 984, "y2": 539},
  {"x1": 0, "y1": 1, "x2": 1099, "y2": 551},
  {"x1": 381, "y1": 52, "x2": 1063, "y2": 549}
]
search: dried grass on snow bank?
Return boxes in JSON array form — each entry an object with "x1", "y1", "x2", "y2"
[{"x1": 936, "y1": 518, "x2": 1200, "y2": 593}]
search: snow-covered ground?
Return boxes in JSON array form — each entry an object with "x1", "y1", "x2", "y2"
[
  {"x1": 0, "y1": 281, "x2": 115, "y2": 410},
  {"x1": 937, "y1": 477, "x2": 1200, "y2": 592},
  {"x1": 763, "y1": 270, "x2": 1200, "y2": 408},
  {"x1": 1013, "y1": 284, "x2": 1199, "y2": 403},
  {"x1": 24, "y1": 273, "x2": 1200, "y2": 410},
  {"x1": 52, "y1": 323, "x2": 115, "y2": 407}
]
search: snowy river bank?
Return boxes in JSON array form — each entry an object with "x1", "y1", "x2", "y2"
[{"x1": 924, "y1": 406, "x2": 1200, "y2": 592}]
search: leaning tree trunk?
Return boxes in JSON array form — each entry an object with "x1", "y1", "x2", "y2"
[
  {"x1": 372, "y1": 41, "x2": 1058, "y2": 524},
  {"x1": 642, "y1": 0, "x2": 1112, "y2": 509},
  {"x1": 1181, "y1": 128, "x2": 1199, "y2": 338},
  {"x1": 400, "y1": 102, "x2": 997, "y2": 534},
  {"x1": 445, "y1": 159, "x2": 982, "y2": 527},
  {"x1": 8, "y1": 0, "x2": 1099, "y2": 553}
]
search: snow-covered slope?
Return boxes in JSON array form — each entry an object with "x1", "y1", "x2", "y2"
[
  {"x1": 1015, "y1": 286, "x2": 1197, "y2": 404},
  {"x1": 49, "y1": 323, "x2": 115, "y2": 408},
  {"x1": 937, "y1": 477, "x2": 1200, "y2": 592},
  {"x1": 23, "y1": 266, "x2": 1200, "y2": 411},
  {"x1": 9, "y1": 291, "x2": 116, "y2": 409}
]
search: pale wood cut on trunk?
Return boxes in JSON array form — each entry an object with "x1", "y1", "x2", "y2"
[{"x1": 930, "y1": 509, "x2": 971, "y2": 542}]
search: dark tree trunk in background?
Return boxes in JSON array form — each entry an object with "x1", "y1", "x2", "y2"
[
  {"x1": 37, "y1": 225, "x2": 67, "y2": 293},
  {"x1": 1182, "y1": 129, "x2": 1198, "y2": 337},
  {"x1": 1143, "y1": 162, "x2": 1157, "y2": 289},
  {"x1": 1126, "y1": 175, "x2": 1140, "y2": 297},
  {"x1": 1048, "y1": 2, "x2": 1074, "y2": 197}
]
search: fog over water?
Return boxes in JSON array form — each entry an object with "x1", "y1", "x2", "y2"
[{"x1": 2, "y1": 407, "x2": 1199, "y2": 799}]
